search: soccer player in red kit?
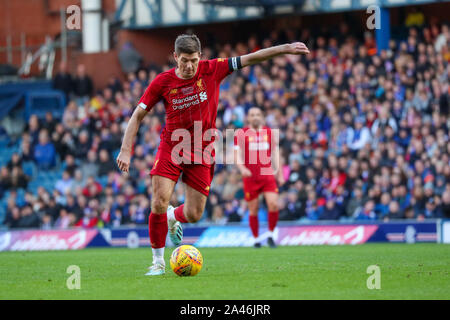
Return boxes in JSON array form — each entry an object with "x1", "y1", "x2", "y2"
[
  {"x1": 116, "y1": 34, "x2": 309, "y2": 275},
  {"x1": 234, "y1": 107, "x2": 284, "y2": 248}
]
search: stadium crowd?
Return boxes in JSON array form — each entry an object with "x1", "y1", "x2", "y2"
[{"x1": 1, "y1": 21, "x2": 450, "y2": 229}]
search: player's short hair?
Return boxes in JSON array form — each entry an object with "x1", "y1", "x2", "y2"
[
  {"x1": 175, "y1": 34, "x2": 201, "y2": 55},
  {"x1": 247, "y1": 106, "x2": 264, "y2": 115}
]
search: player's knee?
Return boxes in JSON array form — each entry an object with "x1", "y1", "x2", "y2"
[
  {"x1": 249, "y1": 210, "x2": 258, "y2": 217},
  {"x1": 267, "y1": 202, "x2": 278, "y2": 212},
  {"x1": 185, "y1": 208, "x2": 203, "y2": 223},
  {"x1": 151, "y1": 196, "x2": 169, "y2": 213}
]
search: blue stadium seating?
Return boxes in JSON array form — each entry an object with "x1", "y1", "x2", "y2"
[
  {"x1": 25, "y1": 90, "x2": 66, "y2": 121},
  {"x1": 0, "y1": 80, "x2": 66, "y2": 121}
]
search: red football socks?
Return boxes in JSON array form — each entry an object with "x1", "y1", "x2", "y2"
[
  {"x1": 268, "y1": 211, "x2": 279, "y2": 232},
  {"x1": 174, "y1": 204, "x2": 188, "y2": 223},
  {"x1": 149, "y1": 212, "x2": 168, "y2": 249},
  {"x1": 249, "y1": 215, "x2": 259, "y2": 238}
]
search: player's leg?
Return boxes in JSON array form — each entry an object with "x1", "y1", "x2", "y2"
[
  {"x1": 247, "y1": 197, "x2": 261, "y2": 248},
  {"x1": 183, "y1": 183, "x2": 208, "y2": 223},
  {"x1": 243, "y1": 178, "x2": 262, "y2": 247},
  {"x1": 146, "y1": 174, "x2": 177, "y2": 275},
  {"x1": 177, "y1": 163, "x2": 214, "y2": 223},
  {"x1": 263, "y1": 191, "x2": 279, "y2": 248}
]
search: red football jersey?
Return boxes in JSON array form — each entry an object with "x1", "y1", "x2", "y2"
[
  {"x1": 234, "y1": 126, "x2": 275, "y2": 178},
  {"x1": 138, "y1": 58, "x2": 235, "y2": 164}
]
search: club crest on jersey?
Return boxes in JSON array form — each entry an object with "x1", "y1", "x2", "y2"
[{"x1": 196, "y1": 79, "x2": 205, "y2": 91}]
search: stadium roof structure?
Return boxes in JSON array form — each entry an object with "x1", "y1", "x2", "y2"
[{"x1": 114, "y1": 0, "x2": 447, "y2": 29}]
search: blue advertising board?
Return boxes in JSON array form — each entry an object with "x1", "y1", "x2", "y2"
[{"x1": 367, "y1": 222, "x2": 437, "y2": 243}]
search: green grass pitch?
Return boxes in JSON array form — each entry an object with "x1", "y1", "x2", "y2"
[{"x1": 0, "y1": 243, "x2": 449, "y2": 300}]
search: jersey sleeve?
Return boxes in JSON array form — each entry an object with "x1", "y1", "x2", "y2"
[
  {"x1": 210, "y1": 58, "x2": 236, "y2": 82},
  {"x1": 137, "y1": 76, "x2": 163, "y2": 112}
]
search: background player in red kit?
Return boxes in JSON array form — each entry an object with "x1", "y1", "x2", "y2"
[
  {"x1": 234, "y1": 107, "x2": 284, "y2": 248},
  {"x1": 116, "y1": 34, "x2": 309, "y2": 275}
]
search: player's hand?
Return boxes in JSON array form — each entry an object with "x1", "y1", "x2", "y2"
[
  {"x1": 240, "y1": 167, "x2": 252, "y2": 178},
  {"x1": 284, "y1": 42, "x2": 310, "y2": 55},
  {"x1": 116, "y1": 150, "x2": 131, "y2": 173}
]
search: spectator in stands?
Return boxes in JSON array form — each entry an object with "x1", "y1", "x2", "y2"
[
  {"x1": 17, "y1": 204, "x2": 40, "y2": 229},
  {"x1": 72, "y1": 64, "x2": 93, "y2": 106},
  {"x1": 422, "y1": 198, "x2": 442, "y2": 219},
  {"x1": 111, "y1": 194, "x2": 129, "y2": 223},
  {"x1": 7, "y1": 153, "x2": 23, "y2": 171},
  {"x1": 75, "y1": 200, "x2": 99, "y2": 228},
  {"x1": 74, "y1": 130, "x2": 91, "y2": 160},
  {"x1": 211, "y1": 206, "x2": 227, "y2": 225},
  {"x1": 7, "y1": 167, "x2": 30, "y2": 190},
  {"x1": 442, "y1": 189, "x2": 450, "y2": 218},
  {"x1": 0, "y1": 166, "x2": 10, "y2": 194},
  {"x1": 41, "y1": 214, "x2": 53, "y2": 230},
  {"x1": 435, "y1": 24, "x2": 449, "y2": 53},
  {"x1": 43, "y1": 112, "x2": 57, "y2": 133},
  {"x1": 25, "y1": 115, "x2": 41, "y2": 148},
  {"x1": 63, "y1": 154, "x2": 78, "y2": 177},
  {"x1": 349, "y1": 116, "x2": 372, "y2": 151},
  {"x1": 82, "y1": 176, "x2": 102, "y2": 199},
  {"x1": 4, "y1": 206, "x2": 21, "y2": 229},
  {"x1": 383, "y1": 201, "x2": 404, "y2": 221},
  {"x1": 55, "y1": 170, "x2": 73, "y2": 195},
  {"x1": 33, "y1": 129, "x2": 56, "y2": 170},
  {"x1": 98, "y1": 149, "x2": 116, "y2": 177},
  {"x1": 81, "y1": 150, "x2": 99, "y2": 180},
  {"x1": 280, "y1": 190, "x2": 303, "y2": 220},
  {"x1": 52, "y1": 61, "x2": 73, "y2": 102},
  {"x1": 54, "y1": 208, "x2": 73, "y2": 229},
  {"x1": 354, "y1": 201, "x2": 377, "y2": 220},
  {"x1": 70, "y1": 169, "x2": 85, "y2": 195},
  {"x1": 133, "y1": 197, "x2": 150, "y2": 225},
  {"x1": 19, "y1": 133, "x2": 33, "y2": 162},
  {"x1": 320, "y1": 197, "x2": 342, "y2": 220},
  {"x1": 118, "y1": 42, "x2": 143, "y2": 74}
]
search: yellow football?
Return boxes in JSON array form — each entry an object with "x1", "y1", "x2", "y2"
[{"x1": 170, "y1": 245, "x2": 203, "y2": 277}]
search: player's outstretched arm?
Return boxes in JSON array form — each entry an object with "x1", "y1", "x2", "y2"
[
  {"x1": 240, "y1": 42, "x2": 309, "y2": 68},
  {"x1": 116, "y1": 106, "x2": 148, "y2": 173}
]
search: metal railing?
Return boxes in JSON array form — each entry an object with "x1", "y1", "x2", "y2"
[{"x1": 0, "y1": 8, "x2": 69, "y2": 80}]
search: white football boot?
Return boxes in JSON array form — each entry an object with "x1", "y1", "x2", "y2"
[
  {"x1": 167, "y1": 205, "x2": 183, "y2": 246},
  {"x1": 145, "y1": 260, "x2": 165, "y2": 276}
]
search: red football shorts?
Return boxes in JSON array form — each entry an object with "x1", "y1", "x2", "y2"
[
  {"x1": 243, "y1": 175, "x2": 278, "y2": 201},
  {"x1": 150, "y1": 142, "x2": 214, "y2": 197}
]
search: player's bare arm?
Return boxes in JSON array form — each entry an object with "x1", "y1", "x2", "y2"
[
  {"x1": 240, "y1": 42, "x2": 309, "y2": 68},
  {"x1": 116, "y1": 106, "x2": 148, "y2": 173},
  {"x1": 272, "y1": 144, "x2": 285, "y2": 186},
  {"x1": 270, "y1": 132, "x2": 284, "y2": 185}
]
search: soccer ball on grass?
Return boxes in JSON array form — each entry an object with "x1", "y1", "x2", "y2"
[{"x1": 170, "y1": 245, "x2": 203, "y2": 277}]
